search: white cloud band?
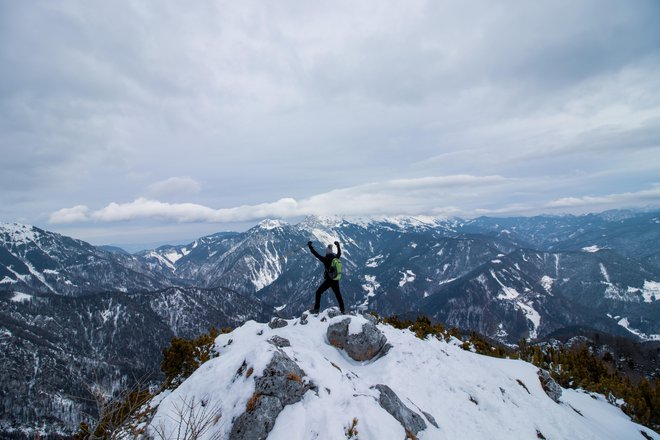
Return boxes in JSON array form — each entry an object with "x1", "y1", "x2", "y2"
[
  {"x1": 49, "y1": 175, "x2": 660, "y2": 225},
  {"x1": 49, "y1": 174, "x2": 511, "y2": 224}
]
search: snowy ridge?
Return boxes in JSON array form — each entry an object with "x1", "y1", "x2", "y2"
[
  {"x1": 0, "y1": 223, "x2": 38, "y2": 245},
  {"x1": 616, "y1": 317, "x2": 660, "y2": 341},
  {"x1": 148, "y1": 311, "x2": 657, "y2": 440}
]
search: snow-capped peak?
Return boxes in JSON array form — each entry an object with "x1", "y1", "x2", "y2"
[
  {"x1": 258, "y1": 219, "x2": 288, "y2": 230},
  {"x1": 0, "y1": 222, "x2": 38, "y2": 245}
]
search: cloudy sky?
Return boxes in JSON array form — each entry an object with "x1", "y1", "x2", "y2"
[{"x1": 2, "y1": 0, "x2": 660, "y2": 248}]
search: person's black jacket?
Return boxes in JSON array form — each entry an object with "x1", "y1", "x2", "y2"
[{"x1": 308, "y1": 241, "x2": 341, "y2": 279}]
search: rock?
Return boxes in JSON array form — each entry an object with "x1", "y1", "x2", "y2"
[
  {"x1": 421, "y1": 410, "x2": 439, "y2": 429},
  {"x1": 268, "y1": 317, "x2": 288, "y2": 329},
  {"x1": 267, "y1": 336, "x2": 291, "y2": 348},
  {"x1": 537, "y1": 369, "x2": 562, "y2": 403},
  {"x1": 327, "y1": 318, "x2": 387, "y2": 361},
  {"x1": 327, "y1": 308, "x2": 343, "y2": 319},
  {"x1": 371, "y1": 384, "x2": 427, "y2": 436},
  {"x1": 300, "y1": 312, "x2": 308, "y2": 325},
  {"x1": 230, "y1": 350, "x2": 314, "y2": 440},
  {"x1": 363, "y1": 313, "x2": 378, "y2": 325}
]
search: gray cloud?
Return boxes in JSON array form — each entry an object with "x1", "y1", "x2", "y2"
[{"x1": 2, "y1": 0, "x2": 660, "y2": 243}]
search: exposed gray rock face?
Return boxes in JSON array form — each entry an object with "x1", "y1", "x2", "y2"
[
  {"x1": 230, "y1": 350, "x2": 313, "y2": 440},
  {"x1": 327, "y1": 318, "x2": 387, "y2": 361},
  {"x1": 267, "y1": 336, "x2": 291, "y2": 348},
  {"x1": 371, "y1": 384, "x2": 427, "y2": 436},
  {"x1": 327, "y1": 308, "x2": 343, "y2": 319},
  {"x1": 268, "y1": 317, "x2": 288, "y2": 329},
  {"x1": 537, "y1": 369, "x2": 562, "y2": 403}
]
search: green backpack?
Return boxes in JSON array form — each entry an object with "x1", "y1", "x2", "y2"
[{"x1": 328, "y1": 257, "x2": 342, "y2": 280}]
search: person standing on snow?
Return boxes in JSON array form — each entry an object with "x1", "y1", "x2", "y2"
[{"x1": 308, "y1": 240, "x2": 346, "y2": 314}]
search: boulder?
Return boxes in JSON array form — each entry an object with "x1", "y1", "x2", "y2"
[
  {"x1": 327, "y1": 318, "x2": 387, "y2": 361},
  {"x1": 537, "y1": 369, "x2": 562, "y2": 403},
  {"x1": 268, "y1": 317, "x2": 288, "y2": 329},
  {"x1": 267, "y1": 336, "x2": 291, "y2": 348},
  {"x1": 371, "y1": 384, "x2": 427, "y2": 436},
  {"x1": 230, "y1": 350, "x2": 313, "y2": 440}
]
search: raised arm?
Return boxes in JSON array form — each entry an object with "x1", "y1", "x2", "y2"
[
  {"x1": 334, "y1": 241, "x2": 341, "y2": 258},
  {"x1": 308, "y1": 241, "x2": 324, "y2": 262}
]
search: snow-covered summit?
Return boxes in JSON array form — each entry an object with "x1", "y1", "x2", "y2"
[
  {"x1": 258, "y1": 219, "x2": 289, "y2": 230},
  {"x1": 0, "y1": 222, "x2": 39, "y2": 245},
  {"x1": 146, "y1": 310, "x2": 656, "y2": 440}
]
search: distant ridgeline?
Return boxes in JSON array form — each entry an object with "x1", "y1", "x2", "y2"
[{"x1": 0, "y1": 210, "x2": 659, "y2": 436}]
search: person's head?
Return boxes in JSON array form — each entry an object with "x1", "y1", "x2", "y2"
[{"x1": 326, "y1": 244, "x2": 334, "y2": 255}]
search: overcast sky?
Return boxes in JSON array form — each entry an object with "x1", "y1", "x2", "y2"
[{"x1": 2, "y1": 0, "x2": 660, "y2": 248}]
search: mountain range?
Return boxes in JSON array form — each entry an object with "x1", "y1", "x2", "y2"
[{"x1": 1, "y1": 209, "x2": 659, "y2": 436}]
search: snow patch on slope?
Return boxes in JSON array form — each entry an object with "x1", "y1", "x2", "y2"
[
  {"x1": 491, "y1": 270, "x2": 520, "y2": 300},
  {"x1": 398, "y1": 270, "x2": 416, "y2": 287},
  {"x1": 359, "y1": 275, "x2": 380, "y2": 310},
  {"x1": 599, "y1": 263, "x2": 611, "y2": 283},
  {"x1": 517, "y1": 302, "x2": 541, "y2": 339},
  {"x1": 641, "y1": 280, "x2": 660, "y2": 302},
  {"x1": 540, "y1": 276, "x2": 554, "y2": 294},
  {"x1": 617, "y1": 318, "x2": 660, "y2": 341},
  {"x1": 11, "y1": 292, "x2": 33, "y2": 303},
  {"x1": 366, "y1": 255, "x2": 384, "y2": 268}
]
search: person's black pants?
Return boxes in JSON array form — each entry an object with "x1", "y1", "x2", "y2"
[{"x1": 314, "y1": 279, "x2": 345, "y2": 312}]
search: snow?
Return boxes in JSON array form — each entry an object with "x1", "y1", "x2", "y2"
[
  {"x1": 43, "y1": 269, "x2": 59, "y2": 275},
  {"x1": 11, "y1": 292, "x2": 33, "y2": 303},
  {"x1": 617, "y1": 317, "x2": 660, "y2": 341},
  {"x1": 374, "y1": 215, "x2": 441, "y2": 229},
  {"x1": 310, "y1": 229, "x2": 338, "y2": 249},
  {"x1": 398, "y1": 270, "x2": 416, "y2": 287},
  {"x1": 641, "y1": 280, "x2": 660, "y2": 302},
  {"x1": 259, "y1": 219, "x2": 288, "y2": 230},
  {"x1": 540, "y1": 276, "x2": 554, "y2": 294},
  {"x1": 410, "y1": 242, "x2": 418, "y2": 249},
  {"x1": 348, "y1": 318, "x2": 365, "y2": 336},
  {"x1": 0, "y1": 276, "x2": 17, "y2": 284},
  {"x1": 359, "y1": 275, "x2": 380, "y2": 310},
  {"x1": 163, "y1": 250, "x2": 185, "y2": 265},
  {"x1": 148, "y1": 251, "x2": 175, "y2": 271},
  {"x1": 247, "y1": 242, "x2": 284, "y2": 291},
  {"x1": 0, "y1": 223, "x2": 38, "y2": 245},
  {"x1": 582, "y1": 245, "x2": 601, "y2": 253},
  {"x1": 497, "y1": 287, "x2": 520, "y2": 300},
  {"x1": 491, "y1": 259, "x2": 502, "y2": 264},
  {"x1": 490, "y1": 270, "x2": 520, "y2": 300},
  {"x1": 22, "y1": 259, "x2": 57, "y2": 293},
  {"x1": 599, "y1": 263, "x2": 611, "y2": 283},
  {"x1": 516, "y1": 302, "x2": 541, "y2": 339},
  {"x1": 275, "y1": 304, "x2": 287, "y2": 312},
  {"x1": 365, "y1": 255, "x2": 384, "y2": 268},
  {"x1": 148, "y1": 311, "x2": 658, "y2": 440},
  {"x1": 476, "y1": 274, "x2": 488, "y2": 289},
  {"x1": 438, "y1": 277, "x2": 457, "y2": 286}
]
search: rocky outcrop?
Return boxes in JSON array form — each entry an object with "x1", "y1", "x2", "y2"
[
  {"x1": 267, "y1": 335, "x2": 291, "y2": 348},
  {"x1": 327, "y1": 318, "x2": 388, "y2": 361},
  {"x1": 371, "y1": 384, "x2": 427, "y2": 436},
  {"x1": 268, "y1": 317, "x2": 288, "y2": 329},
  {"x1": 537, "y1": 369, "x2": 562, "y2": 403},
  {"x1": 230, "y1": 350, "x2": 314, "y2": 440}
]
